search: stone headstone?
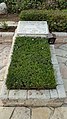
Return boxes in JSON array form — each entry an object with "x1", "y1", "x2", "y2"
[
  {"x1": 0, "y1": 2, "x2": 7, "y2": 14},
  {"x1": 14, "y1": 21, "x2": 49, "y2": 38}
]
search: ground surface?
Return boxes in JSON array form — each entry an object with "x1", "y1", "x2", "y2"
[
  {"x1": 0, "y1": 36, "x2": 67, "y2": 119},
  {"x1": 0, "y1": 14, "x2": 19, "y2": 22}
]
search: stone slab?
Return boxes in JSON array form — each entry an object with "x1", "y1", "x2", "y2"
[
  {"x1": 57, "y1": 85, "x2": 66, "y2": 98},
  {"x1": 15, "y1": 21, "x2": 49, "y2": 36},
  {"x1": 17, "y1": 21, "x2": 49, "y2": 34},
  {"x1": 52, "y1": 32, "x2": 67, "y2": 36},
  {"x1": 0, "y1": 81, "x2": 3, "y2": 92},
  {"x1": 28, "y1": 90, "x2": 50, "y2": 99},
  {"x1": 53, "y1": 65, "x2": 63, "y2": 85},
  {"x1": 55, "y1": 49, "x2": 67, "y2": 58},
  {"x1": 9, "y1": 90, "x2": 27, "y2": 99},
  {"x1": 0, "y1": 82, "x2": 9, "y2": 99},
  {"x1": 0, "y1": 32, "x2": 14, "y2": 37},
  {"x1": 63, "y1": 79, "x2": 67, "y2": 92},
  {"x1": 32, "y1": 107, "x2": 51, "y2": 119},
  {"x1": 0, "y1": 107, "x2": 14, "y2": 119},
  {"x1": 11, "y1": 107, "x2": 30, "y2": 119},
  {"x1": 0, "y1": 67, "x2": 6, "y2": 81},
  {"x1": 59, "y1": 63, "x2": 67, "y2": 79},
  {"x1": 50, "y1": 89, "x2": 58, "y2": 98},
  {"x1": 50, "y1": 107, "x2": 67, "y2": 119}
]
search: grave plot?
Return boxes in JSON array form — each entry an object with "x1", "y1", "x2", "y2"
[{"x1": 0, "y1": 21, "x2": 66, "y2": 106}]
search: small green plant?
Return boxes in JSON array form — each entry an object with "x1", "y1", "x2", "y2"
[{"x1": 1, "y1": 22, "x2": 9, "y2": 30}]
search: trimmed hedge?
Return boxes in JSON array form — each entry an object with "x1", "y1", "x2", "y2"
[
  {"x1": 20, "y1": 10, "x2": 67, "y2": 32},
  {"x1": 6, "y1": 37, "x2": 56, "y2": 89}
]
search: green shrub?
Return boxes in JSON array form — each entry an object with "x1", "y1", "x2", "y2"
[
  {"x1": 4, "y1": 0, "x2": 67, "y2": 13},
  {"x1": 0, "y1": 0, "x2": 4, "y2": 3},
  {"x1": 5, "y1": 0, "x2": 44, "y2": 13},
  {"x1": 6, "y1": 37, "x2": 56, "y2": 89},
  {"x1": 20, "y1": 10, "x2": 67, "y2": 32},
  {"x1": 1, "y1": 21, "x2": 9, "y2": 30}
]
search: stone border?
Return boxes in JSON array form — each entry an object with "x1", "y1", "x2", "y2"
[
  {"x1": 0, "y1": 32, "x2": 14, "y2": 37},
  {"x1": 0, "y1": 32, "x2": 14, "y2": 43},
  {"x1": 0, "y1": 36, "x2": 66, "y2": 106},
  {"x1": 0, "y1": 21, "x2": 17, "y2": 28},
  {"x1": 52, "y1": 32, "x2": 67, "y2": 37}
]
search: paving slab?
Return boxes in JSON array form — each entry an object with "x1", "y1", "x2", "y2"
[
  {"x1": 0, "y1": 99, "x2": 3, "y2": 106},
  {"x1": 0, "y1": 107, "x2": 14, "y2": 119},
  {"x1": 50, "y1": 107, "x2": 67, "y2": 119},
  {"x1": 55, "y1": 43, "x2": 67, "y2": 93},
  {"x1": 59, "y1": 63, "x2": 67, "y2": 79},
  {"x1": 63, "y1": 79, "x2": 67, "y2": 92},
  {"x1": 0, "y1": 36, "x2": 13, "y2": 43},
  {"x1": 0, "y1": 66, "x2": 6, "y2": 81},
  {"x1": 32, "y1": 107, "x2": 52, "y2": 119},
  {"x1": 0, "y1": 81, "x2": 3, "y2": 91},
  {"x1": 11, "y1": 107, "x2": 30, "y2": 119}
]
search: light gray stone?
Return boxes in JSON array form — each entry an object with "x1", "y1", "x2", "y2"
[
  {"x1": 57, "y1": 85, "x2": 66, "y2": 98},
  {"x1": 52, "y1": 32, "x2": 67, "y2": 37},
  {"x1": 0, "y1": 2, "x2": 7, "y2": 14},
  {"x1": 9, "y1": 90, "x2": 27, "y2": 99},
  {"x1": 63, "y1": 79, "x2": 67, "y2": 92},
  {"x1": 51, "y1": 107, "x2": 67, "y2": 119},
  {"x1": 0, "y1": 83, "x2": 9, "y2": 99},
  {"x1": 59, "y1": 44, "x2": 67, "y2": 51},
  {"x1": 50, "y1": 45, "x2": 55, "y2": 54},
  {"x1": 0, "y1": 32, "x2": 14, "y2": 37},
  {"x1": 56, "y1": 56, "x2": 67, "y2": 64},
  {"x1": 0, "y1": 107, "x2": 14, "y2": 119},
  {"x1": 28, "y1": 90, "x2": 50, "y2": 99},
  {"x1": 55, "y1": 49, "x2": 67, "y2": 58},
  {"x1": 0, "y1": 67, "x2": 6, "y2": 81},
  {"x1": 50, "y1": 89, "x2": 58, "y2": 98},
  {"x1": 51, "y1": 53, "x2": 58, "y2": 65},
  {"x1": 11, "y1": 107, "x2": 30, "y2": 119},
  {"x1": 53, "y1": 64, "x2": 63, "y2": 85},
  {"x1": 59, "y1": 63, "x2": 67, "y2": 79},
  {"x1": 14, "y1": 21, "x2": 49, "y2": 38},
  {"x1": 0, "y1": 81, "x2": 3, "y2": 91}
]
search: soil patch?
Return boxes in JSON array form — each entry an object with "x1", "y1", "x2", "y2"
[
  {"x1": 0, "y1": 26, "x2": 16, "y2": 32},
  {"x1": 0, "y1": 14, "x2": 19, "y2": 22}
]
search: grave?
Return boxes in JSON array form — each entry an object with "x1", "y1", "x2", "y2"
[{"x1": 0, "y1": 21, "x2": 66, "y2": 106}]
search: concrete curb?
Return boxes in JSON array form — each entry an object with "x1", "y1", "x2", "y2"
[
  {"x1": 0, "y1": 21, "x2": 18, "y2": 28},
  {"x1": 52, "y1": 32, "x2": 67, "y2": 37},
  {"x1": 0, "y1": 32, "x2": 14, "y2": 37}
]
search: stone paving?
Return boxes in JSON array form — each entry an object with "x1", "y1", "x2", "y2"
[
  {"x1": 0, "y1": 36, "x2": 67, "y2": 119},
  {"x1": 55, "y1": 36, "x2": 67, "y2": 93}
]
